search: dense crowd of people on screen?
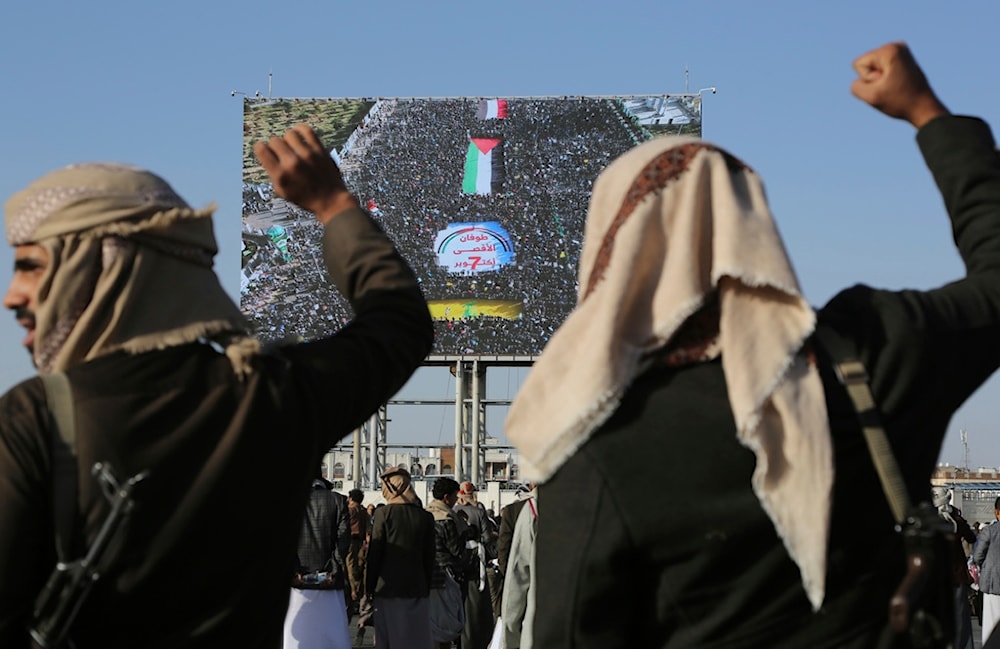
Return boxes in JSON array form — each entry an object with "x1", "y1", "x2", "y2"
[{"x1": 241, "y1": 98, "x2": 650, "y2": 354}]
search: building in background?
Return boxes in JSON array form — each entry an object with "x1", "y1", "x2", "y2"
[{"x1": 933, "y1": 465, "x2": 1000, "y2": 525}]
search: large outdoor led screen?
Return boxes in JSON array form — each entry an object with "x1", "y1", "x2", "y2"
[{"x1": 241, "y1": 95, "x2": 703, "y2": 357}]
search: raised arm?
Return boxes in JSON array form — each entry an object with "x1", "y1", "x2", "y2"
[
  {"x1": 850, "y1": 41, "x2": 949, "y2": 129},
  {"x1": 253, "y1": 123, "x2": 359, "y2": 224},
  {"x1": 253, "y1": 125, "x2": 434, "y2": 441},
  {"x1": 821, "y1": 44, "x2": 1000, "y2": 491}
]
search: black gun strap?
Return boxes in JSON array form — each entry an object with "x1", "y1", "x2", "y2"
[
  {"x1": 39, "y1": 372, "x2": 78, "y2": 563},
  {"x1": 814, "y1": 326, "x2": 912, "y2": 525}
]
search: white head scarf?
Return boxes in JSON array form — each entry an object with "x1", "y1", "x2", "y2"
[
  {"x1": 5, "y1": 162, "x2": 256, "y2": 374},
  {"x1": 505, "y1": 136, "x2": 832, "y2": 609}
]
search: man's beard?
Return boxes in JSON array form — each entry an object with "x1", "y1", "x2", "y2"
[{"x1": 14, "y1": 306, "x2": 36, "y2": 356}]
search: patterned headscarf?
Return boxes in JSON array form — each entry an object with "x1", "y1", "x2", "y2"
[
  {"x1": 505, "y1": 136, "x2": 832, "y2": 609},
  {"x1": 5, "y1": 163, "x2": 256, "y2": 374},
  {"x1": 457, "y1": 480, "x2": 479, "y2": 507},
  {"x1": 380, "y1": 467, "x2": 419, "y2": 505}
]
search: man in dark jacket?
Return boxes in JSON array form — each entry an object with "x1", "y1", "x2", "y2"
[
  {"x1": 0, "y1": 124, "x2": 433, "y2": 648},
  {"x1": 454, "y1": 481, "x2": 496, "y2": 649},
  {"x1": 507, "y1": 42, "x2": 1000, "y2": 648},
  {"x1": 365, "y1": 467, "x2": 436, "y2": 648},
  {"x1": 427, "y1": 477, "x2": 471, "y2": 648},
  {"x1": 345, "y1": 488, "x2": 370, "y2": 614},
  {"x1": 283, "y1": 477, "x2": 352, "y2": 648},
  {"x1": 427, "y1": 477, "x2": 471, "y2": 586},
  {"x1": 932, "y1": 485, "x2": 977, "y2": 649}
]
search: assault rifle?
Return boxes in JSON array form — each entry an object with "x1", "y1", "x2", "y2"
[{"x1": 30, "y1": 462, "x2": 149, "y2": 649}]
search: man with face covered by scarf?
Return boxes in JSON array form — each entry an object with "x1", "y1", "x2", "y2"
[
  {"x1": 505, "y1": 42, "x2": 1000, "y2": 648},
  {"x1": 0, "y1": 124, "x2": 433, "y2": 647}
]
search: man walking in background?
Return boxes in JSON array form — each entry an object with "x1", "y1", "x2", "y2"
[
  {"x1": 366, "y1": 468, "x2": 435, "y2": 648},
  {"x1": 427, "y1": 477, "x2": 470, "y2": 648},
  {"x1": 501, "y1": 486, "x2": 538, "y2": 649},
  {"x1": 284, "y1": 476, "x2": 352, "y2": 649},
  {"x1": 453, "y1": 482, "x2": 495, "y2": 649},
  {"x1": 976, "y1": 498, "x2": 1000, "y2": 646},
  {"x1": 932, "y1": 485, "x2": 977, "y2": 649},
  {"x1": 346, "y1": 488, "x2": 370, "y2": 615},
  {"x1": 497, "y1": 485, "x2": 534, "y2": 578}
]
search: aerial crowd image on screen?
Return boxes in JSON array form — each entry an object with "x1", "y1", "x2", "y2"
[{"x1": 240, "y1": 95, "x2": 702, "y2": 357}]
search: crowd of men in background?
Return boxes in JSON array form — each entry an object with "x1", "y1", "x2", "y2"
[{"x1": 286, "y1": 474, "x2": 537, "y2": 649}]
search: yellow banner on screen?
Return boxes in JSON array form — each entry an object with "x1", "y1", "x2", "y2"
[{"x1": 428, "y1": 299, "x2": 523, "y2": 320}]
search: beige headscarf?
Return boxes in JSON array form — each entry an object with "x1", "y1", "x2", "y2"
[
  {"x1": 5, "y1": 163, "x2": 257, "y2": 374},
  {"x1": 505, "y1": 136, "x2": 832, "y2": 609},
  {"x1": 380, "y1": 467, "x2": 420, "y2": 505}
]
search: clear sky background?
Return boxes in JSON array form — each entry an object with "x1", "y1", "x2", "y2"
[{"x1": 2, "y1": 1, "x2": 999, "y2": 468}]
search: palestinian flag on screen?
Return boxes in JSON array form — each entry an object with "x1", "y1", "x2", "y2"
[
  {"x1": 476, "y1": 99, "x2": 508, "y2": 120},
  {"x1": 462, "y1": 138, "x2": 505, "y2": 195}
]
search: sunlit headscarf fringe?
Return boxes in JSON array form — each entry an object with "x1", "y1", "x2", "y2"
[
  {"x1": 5, "y1": 162, "x2": 258, "y2": 375},
  {"x1": 505, "y1": 136, "x2": 832, "y2": 609},
  {"x1": 380, "y1": 468, "x2": 420, "y2": 505}
]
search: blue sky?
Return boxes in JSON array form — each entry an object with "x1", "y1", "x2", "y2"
[{"x1": 2, "y1": 1, "x2": 999, "y2": 468}]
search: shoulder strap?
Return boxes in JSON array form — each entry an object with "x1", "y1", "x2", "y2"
[
  {"x1": 39, "y1": 372, "x2": 78, "y2": 563},
  {"x1": 813, "y1": 326, "x2": 912, "y2": 524}
]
